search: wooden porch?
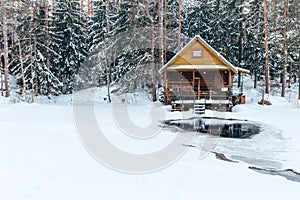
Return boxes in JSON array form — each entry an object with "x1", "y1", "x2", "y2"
[{"x1": 164, "y1": 69, "x2": 233, "y2": 104}]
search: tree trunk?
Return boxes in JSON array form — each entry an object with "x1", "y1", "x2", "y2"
[
  {"x1": 238, "y1": 72, "x2": 241, "y2": 89},
  {"x1": 88, "y1": 0, "x2": 93, "y2": 16},
  {"x1": 31, "y1": 1, "x2": 38, "y2": 102},
  {"x1": 29, "y1": 35, "x2": 35, "y2": 103},
  {"x1": 160, "y1": 0, "x2": 164, "y2": 69},
  {"x1": 298, "y1": 50, "x2": 300, "y2": 101},
  {"x1": 16, "y1": 34, "x2": 26, "y2": 101},
  {"x1": 151, "y1": 23, "x2": 157, "y2": 102},
  {"x1": 0, "y1": 59, "x2": 3, "y2": 96},
  {"x1": 263, "y1": 0, "x2": 270, "y2": 94},
  {"x1": 34, "y1": 2, "x2": 39, "y2": 98},
  {"x1": 158, "y1": 0, "x2": 161, "y2": 66},
  {"x1": 238, "y1": 0, "x2": 244, "y2": 88},
  {"x1": 163, "y1": 0, "x2": 167, "y2": 63},
  {"x1": 105, "y1": 1, "x2": 111, "y2": 103},
  {"x1": 80, "y1": 0, "x2": 85, "y2": 13},
  {"x1": 31, "y1": 75, "x2": 35, "y2": 102},
  {"x1": 45, "y1": 0, "x2": 50, "y2": 69},
  {"x1": 254, "y1": 71, "x2": 257, "y2": 89},
  {"x1": 178, "y1": 0, "x2": 181, "y2": 50},
  {"x1": 106, "y1": 58, "x2": 111, "y2": 103},
  {"x1": 2, "y1": 1, "x2": 10, "y2": 98},
  {"x1": 282, "y1": 0, "x2": 288, "y2": 97},
  {"x1": 157, "y1": 0, "x2": 164, "y2": 70}
]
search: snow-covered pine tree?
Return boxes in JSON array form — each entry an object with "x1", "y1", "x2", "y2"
[
  {"x1": 8, "y1": 1, "x2": 32, "y2": 101},
  {"x1": 78, "y1": 0, "x2": 107, "y2": 89},
  {"x1": 182, "y1": 0, "x2": 212, "y2": 41},
  {"x1": 95, "y1": 1, "x2": 152, "y2": 93},
  {"x1": 34, "y1": 1, "x2": 62, "y2": 97},
  {"x1": 88, "y1": 0, "x2": 106, "y2": 51},
  {"x1": 267, "y1": 0, "x2": 285, "y2": 91},
  {"x1": 242, "y1": 0, "x2": 264, "y2": 88},
  {"x1": 51, "y1": 0, "x2": 88, "y2": 94},
  {"x1": 220, "y1": 0, "x2": 244, "y2": 66},
  {"x1": 286, "y1": 0, "x2": 300, "y2": 89},
  {"x1": 10, "y1": 1, "x2": 62, "y2": 101},
  {"x1": 208, "y1": 0, "x2": 225, "y2": 52},
  {"x1": 163, "y1": 0, "x2": 181, "y2": 53}
]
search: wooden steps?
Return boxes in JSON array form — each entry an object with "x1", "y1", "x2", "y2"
[{"x1": 194, "y1": 100, "x2": 206, "y2": 115}]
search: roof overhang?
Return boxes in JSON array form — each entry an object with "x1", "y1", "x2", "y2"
[{"x1": 237, "y1": 67, "x2": 250, "y2": 74}]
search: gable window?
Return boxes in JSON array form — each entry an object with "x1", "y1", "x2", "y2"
[{"x1": 193, "y1": 50, "x2": 203, "y2": 58}]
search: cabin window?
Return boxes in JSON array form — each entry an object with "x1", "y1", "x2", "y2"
[{"x1": 193, "y1": 50, "x2": 203, "y2": 57}]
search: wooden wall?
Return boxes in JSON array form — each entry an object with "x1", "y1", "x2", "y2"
[{"x1": 169, "y1": 40, "x2": 224, "y2": 66}]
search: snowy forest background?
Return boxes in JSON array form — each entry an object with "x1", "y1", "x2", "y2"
[{"x1": 0, "y1": 0, "x2": 299, "y2": 102}]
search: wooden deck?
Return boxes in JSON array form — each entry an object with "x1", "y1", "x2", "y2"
[
  {"x1": 171, "y1": 98, "x2": 232, "y2": 113},
  {"x1": 173, "y1": 99, "x2": 230, "y2": 104}
]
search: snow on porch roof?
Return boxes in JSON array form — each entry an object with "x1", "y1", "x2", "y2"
[
  {"x1": 165, "y1": 65, "x2": 250, "y2": 73},
  {"x1": 159, "y1": 35, "x2": 249, "y2": 74}
]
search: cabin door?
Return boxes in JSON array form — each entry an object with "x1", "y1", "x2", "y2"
[{"x1": 194, "y1": 78, "x2": 201, "y2": 100}]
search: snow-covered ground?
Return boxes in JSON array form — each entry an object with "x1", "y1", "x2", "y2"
[{"x1": 0, "y1": 79, "x2": 300, "y2": 200}]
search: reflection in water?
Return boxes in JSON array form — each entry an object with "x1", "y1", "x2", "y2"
[{"x1": 163, "y1": 117, "x2": 261, "y2": 138}]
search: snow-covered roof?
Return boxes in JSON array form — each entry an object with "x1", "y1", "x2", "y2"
[
  {"x1": 237, "y1": 67, "x2": 250, "y2": 74},
  {"x1": 159, "y1": 35, "x2": 249, "y2": 74}
]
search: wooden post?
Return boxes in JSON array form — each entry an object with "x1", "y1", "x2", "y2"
[
  {"x1": 228, "y1": 70, "x2": 232, "y2": 86},
  {"x1": 197, "y1": 78, "x2": 201, "y2": 100},
  {"x1": 192, "y1": 70, "x2": 195, "y2": 90}
]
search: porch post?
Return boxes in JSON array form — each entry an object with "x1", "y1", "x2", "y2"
[
  {"x1": 192, "y1": 70, "x2": 195, "y2": 90},
  {"x1": 164, "y1": 71, "x2": 167, "y2": 92},
  {"x1": 163, "y1": 71, "x2": 167, "y2": 104},
  {"x1": 228, "y1": 70, "x2": 232, "y2": 86}
]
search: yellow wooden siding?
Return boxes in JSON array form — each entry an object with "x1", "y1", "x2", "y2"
[{"x1": 169, "y1": 40, "x2": 224, "y2": 66}]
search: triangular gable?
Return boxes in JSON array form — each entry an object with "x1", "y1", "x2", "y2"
[{"x1": 159, "y1": 35, "x2": 238, "y2": 74}]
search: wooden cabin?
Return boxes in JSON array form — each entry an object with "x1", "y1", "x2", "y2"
[{"x1": 159, "y1": 35, "x2": 250, "y2": 113}]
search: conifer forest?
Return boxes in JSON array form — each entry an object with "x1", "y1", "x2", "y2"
[{"x1": 0, "y1": 0, "x2": 299, "y2": 102}]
